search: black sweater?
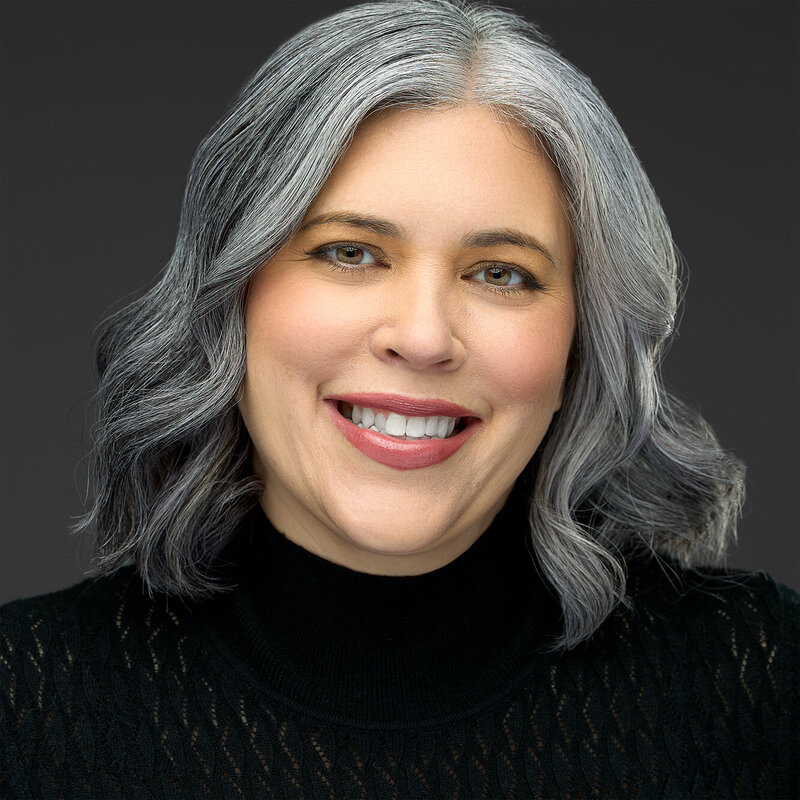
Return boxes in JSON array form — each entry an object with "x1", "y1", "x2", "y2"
[{"x1": 2, "y1": 495, "x2": 798, "y2": 799}]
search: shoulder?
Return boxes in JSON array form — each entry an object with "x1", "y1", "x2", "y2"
[
  {"x1": 0, "y1": 568, "x2": 207, "y2": 795},
  {"x1": 0, "y1": 567, "x2": 198, "y2": 711},
  {"x1": 0, "y1": 563, "x2": 240, "y2": 792},
  {"x1": 608, "y1": 556, "x2": 798, "y2": 716},
  {"x1": 541, "y1": 559, "x2": 799, "y2": 796},
  {"x1": 1, "y1": 569, "x2": 138, "y2": 692},
  {"x1": 623, "y1": 556, "x2": 799, "y2": 639},
  {"x1": 1, "y1": 565, "x2": 141, "y2": 618},
  {"x1": 0, "y1": 564, "x2": 210, "y2": 670},
  {"x1": 1, "y1": 567, "x2": 142, "y2": 659}
]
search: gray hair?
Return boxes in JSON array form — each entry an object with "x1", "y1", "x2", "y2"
[{"x1": 72, "y1": 0, "x2": 744, "y2": 649}]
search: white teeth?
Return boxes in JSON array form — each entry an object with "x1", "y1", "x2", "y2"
[
  {"x1": 345, "y1": 404, "x2": 461, "y2": 440},
  {"x1": 385, "y1": 413, "x2": 406, "y2": 436},
  {"x1": 405, "y1": 417, "x2": 427, "y2": 438}
]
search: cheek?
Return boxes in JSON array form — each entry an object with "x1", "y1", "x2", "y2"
[
  {"x1": 469, "y1": 306, "x2": 573, "y2": 415},
  {"x1": 243, "y1": 270, "x2": 366, "y2": 392}
]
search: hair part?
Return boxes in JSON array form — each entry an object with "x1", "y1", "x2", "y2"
[{"x1": 72, "y1": 0, "x2": 745, "y2": 649}]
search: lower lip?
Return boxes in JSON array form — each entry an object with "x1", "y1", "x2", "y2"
[{"x1": 324, "y1": 401, "x2": 482, "y2": 470}]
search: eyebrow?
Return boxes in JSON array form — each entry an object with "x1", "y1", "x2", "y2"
[
  {"x1": 298, "y1": 212, "x2": 402, "y2": 239},
  {"x1": 298, "y1": 212, "x2": 558, "y2": 268},
  {"x1": 460, "y1": 229, "x2": 556, "y2": 268}
]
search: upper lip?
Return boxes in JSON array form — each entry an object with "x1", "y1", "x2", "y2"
[{"x1": 324, "y1": 392, "x2": 481, "y2": 419}]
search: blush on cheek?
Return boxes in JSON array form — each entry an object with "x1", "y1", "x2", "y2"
[
  {"x1": 482, "y1": 324, "x2": 571, "y2": 409},
  {"x1": 246, "y1": 273, "x2": 368, "y2": 382}
]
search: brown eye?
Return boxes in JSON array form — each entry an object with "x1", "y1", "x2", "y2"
[
  {"x1": 311, "y1": 243, "x2": 380, "y2": 270},
  {"x1": 469, "y1": 265, "x2": 542, "y2": 293},
  {"x1": 334, "y1": 245, "x2": 367, "y2": 264},
  {"x1": 484, "y1": 267, "x2": 513, "y2": 286}
]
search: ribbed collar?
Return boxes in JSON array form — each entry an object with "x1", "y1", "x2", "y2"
[{"x1": 206, "y1": 480, "x2": 561, "y2": 727}]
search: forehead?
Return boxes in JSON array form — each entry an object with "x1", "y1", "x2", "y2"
[{"x1": 304, "y1": 104, "x2": 572, "y2": 260}]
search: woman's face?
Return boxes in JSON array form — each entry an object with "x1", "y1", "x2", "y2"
[{"x1": 239, "y1": 105, "x2": 575, "y2": 575}]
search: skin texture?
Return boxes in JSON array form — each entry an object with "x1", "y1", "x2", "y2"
[{"x1": 238, "y1": 104, "x2": 575, "y2": 575}]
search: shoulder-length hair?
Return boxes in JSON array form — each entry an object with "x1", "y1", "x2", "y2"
[{"x1": 73, "y1": 0, "x2": 744, "y2": 649}]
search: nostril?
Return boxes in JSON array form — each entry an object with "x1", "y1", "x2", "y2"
[
  {"x1": 370, "y1": 327, "x2": 465, "y2": 371},
  {"x1": 384, "y1": 348, "x2": 407, "y2": 364}
]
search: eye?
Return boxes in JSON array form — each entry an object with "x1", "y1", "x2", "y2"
[
  {"x1": 474, "y1": 266, "x2": 523, "y2": 287},
  {"x1": 309, "y1": 243, "x2": 381, "y2": 269},
  {"x1": 469, "y1": 264, "x2": 545, "y2": 293}
]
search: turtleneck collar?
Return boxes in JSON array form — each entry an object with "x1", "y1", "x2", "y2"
[{"x1": 206, "y1": 480, "x2": 561, "y2": 727}]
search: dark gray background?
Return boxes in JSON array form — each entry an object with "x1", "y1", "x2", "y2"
[{"x1": 1, "y1": 1, "x2": 798, "y2": 603}]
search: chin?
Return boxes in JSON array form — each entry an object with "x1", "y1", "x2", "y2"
[{"x1": 327, "y1": 499, "x2": 457, "y2": 558}]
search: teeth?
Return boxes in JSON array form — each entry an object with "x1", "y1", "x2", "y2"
[
  {"x1": 343, "y1": 404, "x2": 461, "y2": 440},
  {"x1": 405, "y1": 417, "x2": 427, "y2": 438},
  {"x1": 385, "y1": 413, "x2": 406, "y2": 436}
]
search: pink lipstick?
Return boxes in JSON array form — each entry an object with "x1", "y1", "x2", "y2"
[{"x1": 323, "y1": 393, "x2": 483, "y2": 470}]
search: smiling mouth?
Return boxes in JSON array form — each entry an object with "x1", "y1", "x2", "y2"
[{"x1": 338, "y1": 402, "x2": 465, "y2": 440}]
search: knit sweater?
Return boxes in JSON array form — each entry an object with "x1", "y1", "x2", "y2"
[{"x1": 1, "y1": 494, "x2": 798, "y2": 799}]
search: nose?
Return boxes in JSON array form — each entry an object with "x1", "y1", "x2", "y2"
[{"x1": 369, "y1": 277, "x2": 466, "y2": 372}]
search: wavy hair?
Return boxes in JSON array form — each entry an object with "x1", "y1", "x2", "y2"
[{"x1": 72, "y1": 0, "x2": 745, "y2": 649}]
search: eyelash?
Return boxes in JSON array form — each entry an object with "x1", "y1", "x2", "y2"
[{"x1": 305, "y1": 242, "x2": 546, "y2": 295}]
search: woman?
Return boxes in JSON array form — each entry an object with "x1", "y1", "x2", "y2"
[{"x1": 2, "y1": 1, "x2": 797, "y2": 797}]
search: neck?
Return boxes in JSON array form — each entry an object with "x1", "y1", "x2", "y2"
[{"x1": 207, "y1": 481, "x2": 560, "y2": 726}]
